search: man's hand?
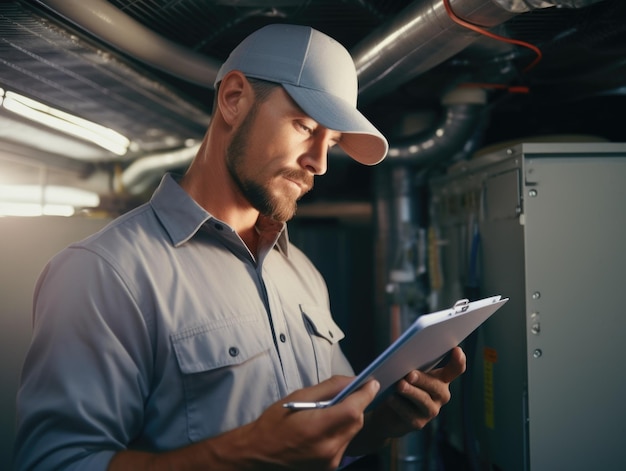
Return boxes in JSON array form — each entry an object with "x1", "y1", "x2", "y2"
[
  {"x1": 109, "y1": 350, "x2": 464, "y2": 471},
  {"x1": 349, "y1": 346, "x2": 467, "y2": 453},
  {"x1": 383, "y1": 346, "x2": 466, "y2": 435},
  {"x1": 109, "y1": 376, "x2": 380, "y2": 471},
  {"x1": 233, "y1": 375, "x2": 380, "y2": 470}
]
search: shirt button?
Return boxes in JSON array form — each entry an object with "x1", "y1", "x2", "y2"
[
  {"x1": 228, "y1": 347, "x2": 239, "y2": 357},
  {"x1": 279, "y1": 333, "x2": 286, "y2": 343},
  {"x1": 214, "y1": 223, "x2": 224, "y2": 231},
  {"x1": 328, "y1": 330, "x2": 334, "y2": 338}
]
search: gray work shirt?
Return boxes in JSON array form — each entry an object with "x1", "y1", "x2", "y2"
[{"x1": 14, "y1": 174, "x2": 353, "y2": 471}]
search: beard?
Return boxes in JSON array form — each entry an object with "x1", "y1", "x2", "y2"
[{"x1": 225, "y1": 103, "x2": 313, "y2": 222}]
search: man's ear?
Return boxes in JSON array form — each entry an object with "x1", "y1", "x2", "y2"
[{"x1": 216, "y1": 71, "x2": 253, "y2": 127}]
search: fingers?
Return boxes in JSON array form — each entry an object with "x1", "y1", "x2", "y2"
[
  {"x1": 387, "y1": 347, "x2": 467, "y2": 424},
  {"x1": 436, "y1": 346, "x2": 466, "y2": 382},
  {"x1": 394, "y1": 378, "x2": 442, "y2": 422},
  {"x1": 353, "y1": 348, "x2": 467, "y2": 440},
  {"x1": 282, "y1": 375, "x2": 380, "y2": 415},
  {"x1": 244, "y1": 377, "x2": 376, "y2": 470},
  {"x1": 283, "y1": 375, "x2": 355, "y2": 403},
  {"x1": 401, "y1": 347, "x2": 466, "y2": 401},
  {"x1": 256, "y1": 377, "x2": 380, "y2": 469},
  {"x1": 341, "y1": 379, "x2": 380, "y2": 412}
]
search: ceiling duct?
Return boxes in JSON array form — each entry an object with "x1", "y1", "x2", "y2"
[
  {"x1": 385, "y1": 86, "x2": 488, "y2": 164},
  {"x1": 36, "y1": 0, "x2": 606, "y2": 102},
  {"x1": 34, "y1": 0, "x2": 221, "y2": 87},
  {"x1": 34, "y1": 0, "x2": 610, "y2": 188},
  {"x1": 350, "y1": 0, "x2": 607, "y2": 164},
  {"x1": 352, "y1": 0, "x2": 516, "y2": 105},
  {"x1": 120, "y1": 143, "x2": 200, "y2": 196},
  {"x1": 353, "y1": 0, "x2": 607, "y2": 103}
]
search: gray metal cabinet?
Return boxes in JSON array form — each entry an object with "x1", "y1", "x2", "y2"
[{"x1": 429, "y1": 143, "x2": 626, "y2": 471}]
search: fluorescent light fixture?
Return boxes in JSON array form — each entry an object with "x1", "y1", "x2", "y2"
[
  {"x1": 1, "y1": 90, "x2": 130, "y2": 155},
  {"x1": 0, "y1": 202, "x2": 75, "y2": 217},
  {"x1": 0, "y1": 184, "x2": 100, "y2": 217}
]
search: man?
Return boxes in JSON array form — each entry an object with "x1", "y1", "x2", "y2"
[{"x1": 15, "y1": 24, "x2": 465, "y2": 470}]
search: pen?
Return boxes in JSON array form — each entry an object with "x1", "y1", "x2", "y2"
[{"x1": 282, "y1": 400, "x2": 332, "y2": 410}]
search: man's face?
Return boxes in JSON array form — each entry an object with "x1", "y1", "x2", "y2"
[{"x1": 226, "y1": 86, "x2": 340, "y2": 222}]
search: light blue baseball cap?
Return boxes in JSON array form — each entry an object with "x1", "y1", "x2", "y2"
[{"x1": 215, "y1": 24, "x2": 388, "y2": 165}]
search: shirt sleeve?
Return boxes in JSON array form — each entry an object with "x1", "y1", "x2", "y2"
[{"x1": 14, "y1": 247, "x2": 153, "y2": 471}]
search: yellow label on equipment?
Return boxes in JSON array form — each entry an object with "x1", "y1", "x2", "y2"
[{"x1": 483, "y1": 347, "x2": 497, "y2": 429}]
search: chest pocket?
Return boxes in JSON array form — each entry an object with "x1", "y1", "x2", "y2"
[
  {"x1": 172, "y1": 316, "x2": 279, "y2": 442},
  {"x1": 299, "y1": 304, "x2": 345, "y2": 382}
]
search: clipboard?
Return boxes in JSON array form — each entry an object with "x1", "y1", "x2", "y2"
[{"x1": 283, "y1": 295, "x2": 508, "y2": 410}]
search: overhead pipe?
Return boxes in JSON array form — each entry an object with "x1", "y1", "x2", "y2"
[
  {"x1": 34, "y1": 0, "x2": 607, "y2": 97},
  {"x1": 34, "y1": 0, "x2": 608, "y2": 188},
  {"x1": 385, "y1": 86, "x2": 488, "y2": 165},
  {"x1": 120, "y1": 143, "x2": 201, "y2": 195},
  {"x1": 349, "y1": 0, "x2": 605, "y2": 164},
  {"x1": 352, "y1": 0, "x2": 516, "y2": 105},
  {"x1": 352, "y1": 0, "x2": 607, "y2": 104},
  {"x1": 34, "y1": 0, "x2": 221, "y2": 87}
]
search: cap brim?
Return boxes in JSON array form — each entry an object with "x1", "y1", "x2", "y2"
[{"x1": 282, "y1": 84, "x2": 388, "y2": 165}]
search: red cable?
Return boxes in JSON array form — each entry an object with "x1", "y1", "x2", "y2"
[{"x1": 442, "y1": 0, "x2": 542, "y2": 73}]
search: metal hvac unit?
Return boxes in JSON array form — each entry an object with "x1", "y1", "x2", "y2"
[{"x1": 429, "y1": 143, "x2": 626, "y2": 471}]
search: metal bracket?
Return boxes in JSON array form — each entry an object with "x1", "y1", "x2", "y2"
[{"x1": 453, "y1": 298, "x2": 470, "y2": 313}]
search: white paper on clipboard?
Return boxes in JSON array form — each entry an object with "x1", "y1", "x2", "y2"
[{"x1": 284, "y1": 295, "x2": 508, "y2": 410}]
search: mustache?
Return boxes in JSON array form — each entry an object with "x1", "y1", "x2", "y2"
[{"x1": 279, "y1": 168, "x2": 314, "y2": 193}]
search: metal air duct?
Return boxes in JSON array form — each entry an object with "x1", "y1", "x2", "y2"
[
  {"x1": 385, "y1": 86, "x2": 488, "y2": 165},
  {"x1": 34, "y1": 0, "x2": 221, "y2": 87},
  {"x1": 353, "y1": 0, "x2": 608, "y2": 103},
  {"x1": 350, "y1": 0, "x2": 606, "y2": 163},
  {"x1": 34, "y1": 0, "x2": 608, "y2": 187}
]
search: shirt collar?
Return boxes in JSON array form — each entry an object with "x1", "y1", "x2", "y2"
[
  {"x1": 256, "y1": 213, "x2": 290, "y2": 257},
  {"x1": 150, "y1": 173, "x2": 289, "y2": 256}
]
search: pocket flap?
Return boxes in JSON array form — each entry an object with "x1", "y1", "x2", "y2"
[
  {"x1": 172, "y1": 316, "x2": 272, "y2": 374},
  {"x1": 299, "y1": 304, "x2": 345, "y2": 345}
]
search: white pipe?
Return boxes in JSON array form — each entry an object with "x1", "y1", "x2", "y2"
[
  {"x1": 121, "y1": 143, "x2": 200, "y2": 195},
  {"x1": 36, "y1": 0, "x2": 221, "y2": 87}
]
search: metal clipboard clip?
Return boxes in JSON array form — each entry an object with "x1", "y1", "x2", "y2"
[{"x1": 453, "y1": 299, "x2": 470, "y2": 314}]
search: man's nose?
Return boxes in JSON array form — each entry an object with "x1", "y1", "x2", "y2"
[{"x1": 300, "y1": 133, "x2": 331, "y2": 176}]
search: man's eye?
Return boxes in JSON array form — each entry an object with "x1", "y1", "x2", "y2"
[{"x1": 298, "y1": 123, "x2": 313, "y2": 134}]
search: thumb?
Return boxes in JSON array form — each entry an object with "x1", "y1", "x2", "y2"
[
  {"x1": 433, "y1": 346, "x2": 467, "y2": 383},
  {"x1": 339, "y1": 379, "x2": 380, "y2": 412},
  {"x1": 284, "y1": 375, "x2": 356, "y2": 403}
]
